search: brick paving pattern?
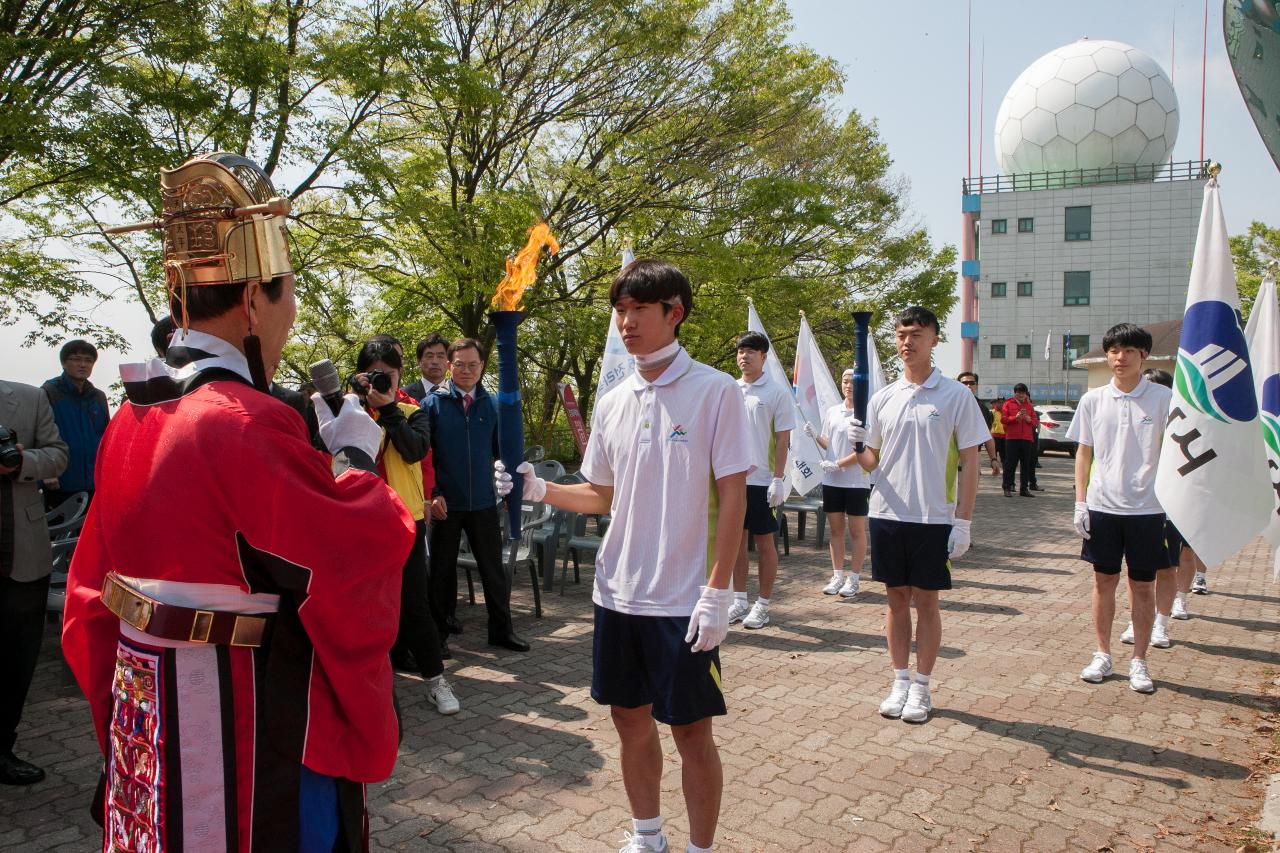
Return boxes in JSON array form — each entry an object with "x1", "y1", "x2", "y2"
[{"x1": 2, "y1": 456, "x2": 1277, "y2": 851}]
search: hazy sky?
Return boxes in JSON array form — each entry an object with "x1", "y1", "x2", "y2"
[{"x1": 3, "y1": 1, "x2": 1278, "y2": 391}]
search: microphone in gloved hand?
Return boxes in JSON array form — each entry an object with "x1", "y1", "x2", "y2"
[{"x1": 309, "y1": 359, "x2": 346, "y2": 416}]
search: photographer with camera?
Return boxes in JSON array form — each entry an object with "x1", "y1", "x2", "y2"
[
  {"x1": 351, "y1": 339, "x2": 458, "y2": 714},
  {"x1": 0, "y1": 379, "x2": 68, "y2": 785}
]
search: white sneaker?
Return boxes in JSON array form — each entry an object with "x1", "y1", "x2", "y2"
[
  {"x1": 1150, "y1": 621, "x2": 1171, "y2": 649},
  {"x1": 1080, "y1": 652, "x2": 1112, "y2": 683},
  {"x1": 879, "y1": 679, "x2": 911, "y2": 717},
  {"x1": 900, "y1": 682, "x2": 932, "y2": 723},
  {"x1": 727, "y1": 599, "x2": 749, "y2": 624},
  {"x1": 427, "y1": 675, "x2": 460, "y2": 715},
  {"x1": 1129, "y1": 659, "x2": 1154, "y2": 693},
  {"x1": 822, "y1": 574, "x2": 844, "y2": 595},
  {"x1": 1192, "y1": 572, "x2": 1208, "y2": 594},
  {"x1": 1171, "y1": 596, "x2": 1190, "y2": 620},
  {"x1": 618, "y1": 831, "x2": 667, "y2": 852},
  {"x1": 742, "y1": 601, "x2": 770, "y2": 629},
  {"x1": 1120, "y1": 623, "x2": 1135, "y2": 644},
  {"x1": 839, "y1": 575, "x2": 861, "y2": 598}
]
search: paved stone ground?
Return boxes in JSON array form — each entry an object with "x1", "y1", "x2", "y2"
[{"x1": 3, "y1": 456, "x2": 1278, "y2": 852}]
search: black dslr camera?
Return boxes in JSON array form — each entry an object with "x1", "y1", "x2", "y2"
[
  {"x1": 0, "y1": 424, "x2": 21, "y2": 469},
  {"x1": 350, "y1": 369, "x2": 393, "y2": 396}
]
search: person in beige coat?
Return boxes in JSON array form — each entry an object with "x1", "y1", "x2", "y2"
[{"x1": 0, "y1": 379, "x2": 69, "y2": 785}]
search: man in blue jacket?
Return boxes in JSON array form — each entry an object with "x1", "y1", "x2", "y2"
[
  {"x1": 41, "y1": 340, "x2": 109, "y2": 510},
  {"x1": 425, "y1": 338, "x2": 529, "y2": 652}
]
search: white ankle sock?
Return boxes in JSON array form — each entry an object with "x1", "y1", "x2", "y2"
[
  {"x1": 733, "y1": 591, "x2": 747, "y2": 604},
  {"x1": 1175, "y1": 591, "x2": 1186, "y2": 603},
  {"x1": 633, "y1": 816, "x2": 663, "y2": 846},
  {"x1": 914, "y1": 673, "x2": 931, "y2": 687},
  {"x1": 686, "y1": 843, "x2": 712, "y2": 853},
  {"x1": 831, "y1": 570, "x2": 844, "y2": 579},
  {"x1": 1155, "y1": 613, "x2": 1169, "y2": 629},
  {"x1": 893, "y1": 668, "x2": 910, "y2": 681},
  {"x1": 756, "y1": 597, "x2": 770, "y2": 608}
]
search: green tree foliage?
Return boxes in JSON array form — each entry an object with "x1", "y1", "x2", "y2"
[
  {"x1": 1231, "y1": 220, "x2": 1280, "y2": 322},
  {"x1": 5, "y1": 0, "x2": 956, "y2": 457}
]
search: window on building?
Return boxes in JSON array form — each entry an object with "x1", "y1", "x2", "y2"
[
  {"x1": 991, "y1": 281, "x2": 1007, "y2": 298},
  {"x1": 1064, "y1": 271, "x2": 1091, "y2": 305},
  {"x1": 991, "y1": 219, "x2": 1007, "y2": 234},
  {"x1": 1017, "y1": 280, "x2": 1034, "y2": 297},
  {"x1": 1018, "y1": 217, "x2": 1034, "y2": 233},
  {"x1": 1063, "y1": 334, "x2": 1090, "y2": 370},
  {"x1": 1016, "y1": 344, "x2": 1032, "y2": 359},
  {"x1": 1065, "y1": 206, "x2": 1091, "y2": 241},
  {"x1": 990, "y1": 344, "x2": 1006, "y2": 359}
]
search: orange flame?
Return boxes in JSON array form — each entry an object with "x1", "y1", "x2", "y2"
[{"x1": 491, "y1": 222, "x2": 560, "y2": 311}]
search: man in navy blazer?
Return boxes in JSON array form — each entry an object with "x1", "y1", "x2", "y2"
[{"x1": 424, "y1": 338, "x2": 529, "y2": 652}]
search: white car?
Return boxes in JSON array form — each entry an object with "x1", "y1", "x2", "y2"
[{"x1": 1034, "y1": 405, "x2": 1077, "y2": 457}]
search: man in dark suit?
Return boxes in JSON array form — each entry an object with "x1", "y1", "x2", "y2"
[{"x1": 0, "y1": 379, "x2": 69, "y2": 784}]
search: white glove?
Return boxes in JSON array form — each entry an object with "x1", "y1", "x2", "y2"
[
  {"x1": 684, "y1": 586, "x2": 731, "y2": 652},
  {"x1": 802, "y1": 422, "x2": 815, "y2": 438},
  {"x1": 846, "y1": 418, "x2": 866, "y2": 446},
  {"x1": 820, "y1": 460, "x2": 840, "y2": 474},
  {"x1": 1073, "y1": 501, "x2": 1091, "y2": 539},
  {"x1": 312, "y1": 393, "x2": 382, "y2": 461},
  {"x1": 766, "y1": 477, "x2": 787, "y2": 507},
  {"x1": 947, "y1": 518, "x2": 971, "y2": 561},
  {"x1": 494, "y1": 460, "x2": 547, "y2": 502}
]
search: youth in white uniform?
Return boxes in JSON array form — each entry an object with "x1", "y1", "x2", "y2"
[
  {"x1": 1067, "y1": 323, "x2": 1172, "y2": 694},
  {"x1": 729, "y1": 332, "x2": 794, "y2": 630},
  {"x1": 497, "y1": 260, "x2": 751, "y2": 853},
  {"x1": 808, "y1": 369, "x2": 874, "y2": 598},
  {"x1": 850, "y1": 307, "x2": 989, "y2": 725}
]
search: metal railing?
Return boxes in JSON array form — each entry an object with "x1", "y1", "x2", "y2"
[{"x1": 962, "y1": 160, "x2": 1210, "y2": 195}]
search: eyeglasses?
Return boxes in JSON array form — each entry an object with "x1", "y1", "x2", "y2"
[
  {"x1": 960, "y1": 379, "x2": 978, "y2": 386},
  {"x1": 451, "y1": 361, "x2": 483, "y2": 371}
]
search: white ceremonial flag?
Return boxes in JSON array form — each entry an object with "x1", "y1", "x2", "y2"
[
  {"x1": 748, "y1": 301, "x2": 823, "y2": 496},
  {"x1": 1243, "y1": 269, "x2": 1280, "y2": 577},
  {"x1": 1044, "y1": 330, "x2": 1052, "y2": 361},
  {"x1": 793, "y1": 313, "x2": 840, "y2": 429},
  {"x1": 592, "y1": 247, "x2": 637, "y2": 421},
  {"x1": 1155, "y1": 179, "x2": 1272, "y2": 569}
]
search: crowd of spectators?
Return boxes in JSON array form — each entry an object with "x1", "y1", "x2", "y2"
[{"x1": 0, "y1": 326, "x2": 543, "y2": 783}]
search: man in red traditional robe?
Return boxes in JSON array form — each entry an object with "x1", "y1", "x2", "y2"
[{"x1": 62, "y1": 153, "x2": 415, "y2": 852}]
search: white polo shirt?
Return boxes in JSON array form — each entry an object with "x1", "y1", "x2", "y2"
[
  {"x1": 1066, "y1": 376, "x2": 1171, "y2": 515},
  {"x1": 737, "y1": 373, "x2": 796, "y2": 487},
  {"x1": 581, "y1": 347, "x2": 755, "y2": 616},
  {"x1": 820, "y1": 403, "x2": 872, "y2": 488},
  {"x1": 865, "y1": 367, "x2": 991, "y2": 524}
]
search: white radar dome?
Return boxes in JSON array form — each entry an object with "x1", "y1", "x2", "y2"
[{"x1": 994, "y1": 39, "x2": 1179, "y2": 175}]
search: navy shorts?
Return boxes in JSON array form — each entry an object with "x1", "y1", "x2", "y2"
[
  {"x1": 868, "y1": 518, "x2": 952, "y2": 590},
  {"x1": 1163, "y1": 520, "x2": 1185, "y2": 567},
  {"x1": 822, "y1": 485, "x2": 870, "y2": 516},
  {"x1": 1081, "y1": 511, "x2": 1172, "y2": 582},
  {"x1": 591, "y1": 605, "x2": 727, "y2": 726},
  {"x1": 743, "y1": 484, "x2": 779, "y2": 535}
]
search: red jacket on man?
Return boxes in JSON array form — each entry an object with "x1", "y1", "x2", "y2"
[{"x1": 1001, "y1": 398, "x2": 1039, "y2": 441}]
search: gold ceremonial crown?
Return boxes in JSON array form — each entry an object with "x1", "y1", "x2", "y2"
[{"x1": 107, "y1": 152, "x2": 293, "y2": 290}]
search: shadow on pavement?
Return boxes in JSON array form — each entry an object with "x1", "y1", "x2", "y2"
[
  {"x1": 1177, "y1": 639, "x2": 1279, "y2": 665},
  {"x1": 1209, "y1": 590, "x2": 1280, "y2": 605},
  {"x1": 1188, "y1": 612, "x2": 1280, "y2": 634},
  {"x1": 727, "y1": 621, "x2": 967, "y2": 659},
  {"x1": 1155, "y1": 678, "x2": 1280, "y2": 711},
  {"x1": 954, "y1": 579, "x2": 1047, "y2": 594},
  {"x1": 935, "y1": 708, "x2": 1248, "y2": 786}
]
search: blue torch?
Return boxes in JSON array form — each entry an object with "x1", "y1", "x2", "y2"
[
  {"x1": 490, "y1": 309, "x2": 526, "y2": 540},
  {"x1": 852, "y1": 311, "x2": 873, "y2": 452}
]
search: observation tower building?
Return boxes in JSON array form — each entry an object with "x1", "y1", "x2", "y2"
[{"x1": 959, "y1": 39, "x2": 1208, "y2": 400}]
